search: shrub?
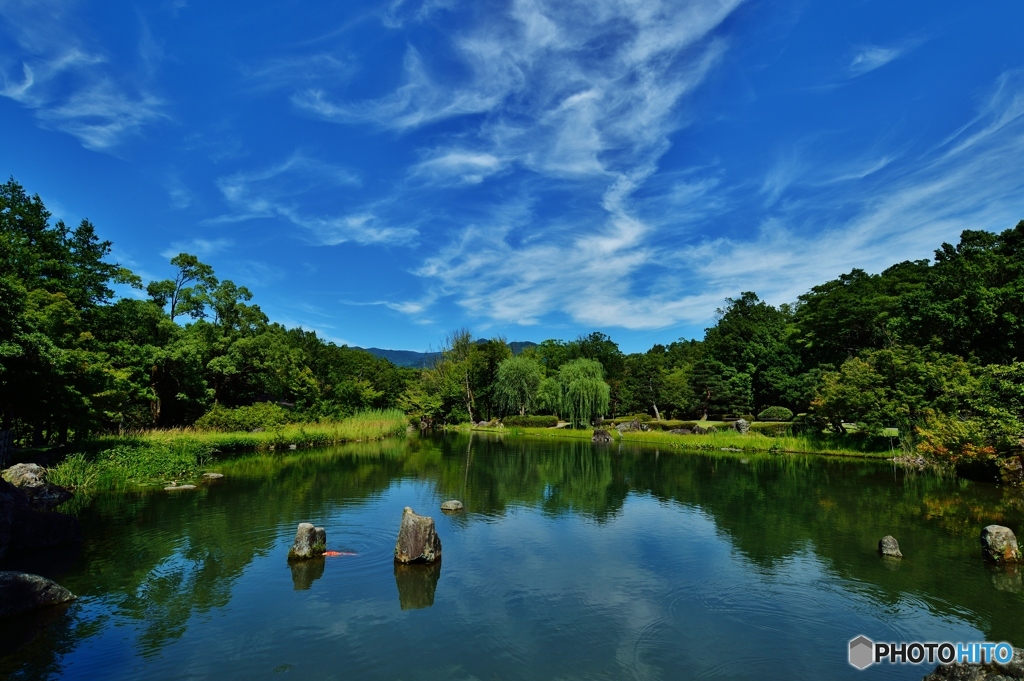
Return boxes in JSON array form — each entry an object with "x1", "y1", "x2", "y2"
[
  {"x1": 646, "y1": 420, "x2": 700, "y2": 431},
  {"x1": 502, "y1": 415, "x2": 558, "y2": 428},
  {"x1": 750, "y1": 422, "x2": 791, "y2": 436},
  {"x1": 195, "y1": 403, "x2": 293, "y2": 432},
  {"x1": 757, "y1": 406, "x2": 794, "y2": 422}
]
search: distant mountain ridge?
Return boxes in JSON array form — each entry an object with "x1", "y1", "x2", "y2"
[{"x1": 359, "y1": 341, "x2": 537, "y2": 368}]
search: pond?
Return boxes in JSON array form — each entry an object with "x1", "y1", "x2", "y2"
[{"x1": 2, "y1": 433, "x2": 1023, "y2": 680}]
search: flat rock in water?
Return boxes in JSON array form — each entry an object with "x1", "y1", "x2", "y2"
[
  {"x1": 394, "y1": 507, "x2": 441, "y2": 564},
  {"x1": 0, "y1": 571, "x2": 76, "y2": 617},
  {"x1": 981, "y1": 525, "x2": 1022, "y2": 564},
  {"x1": 923, "y1": 646, "x2": 1024, "y2": 680},
  {"x1": 440, "y1": 500, "x2": 464, "y2": 512},
  {"x1": 202, "y1": 473, "x2": 224, "y2": 479},
  {"x1": 164, "y1": 484, "x2": 197, "y2": 491}
]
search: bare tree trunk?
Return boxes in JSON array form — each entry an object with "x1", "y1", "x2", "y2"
[{"x1": 652, "y1": 403, "x2": 660, "y2": 421}]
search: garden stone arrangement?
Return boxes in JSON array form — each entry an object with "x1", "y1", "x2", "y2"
[{"x1": 394, "y1": 507, "x2": 442, "y2": 564}]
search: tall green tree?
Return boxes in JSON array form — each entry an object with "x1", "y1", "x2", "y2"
[
  {"x1": 494, "y1": 355, "x2": 543, "y2": 416},
  {"x1": 556, "y1": 358, "x2": 610, "y2": 428}
]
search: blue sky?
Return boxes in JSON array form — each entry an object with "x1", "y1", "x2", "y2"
[{"x1": 2, "y1": 0, "x2": 1023, "y2": 353}]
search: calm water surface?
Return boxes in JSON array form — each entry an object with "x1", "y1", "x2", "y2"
[{"x1": 2, "y1": 433, "x2": 1023, "y2": 680}]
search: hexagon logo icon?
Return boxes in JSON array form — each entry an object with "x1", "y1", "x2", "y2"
[{"x1": 849, "y1": 636, "x2": 874, "y2": 670}]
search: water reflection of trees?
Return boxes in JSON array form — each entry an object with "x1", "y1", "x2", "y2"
[{"x1": 5, "y1": 432, "x2": 1024, "y2": 677}]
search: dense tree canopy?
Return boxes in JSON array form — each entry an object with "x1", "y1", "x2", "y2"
[{"x1": 1, "y1": 178, "x2": 1021, "y2": 465}]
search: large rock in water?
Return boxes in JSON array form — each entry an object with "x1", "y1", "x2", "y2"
[
  {"x1": 922, "y1": 646, "x2": 1024, "y2": 680},
  {"x1": 879, "y1": 535, "x2": 903, "y2": 558},
  {"x1": 592, "y1": 429, "x2": 612, "y2": 443},
  {"x1": 0, "y1": 571, "x2": 77, "y2": 617},
  {"x1": 394, "y1": 507, "x2": 441, "y2": 564},
  {"x1": 2, "y1": 463, "x2": 72, "y2": 511},
  {"x1": 981, "y1": 525, "x2": 1022, "y2": 564},
  {"x1": 288, "y1": 523, "x2": 326, "y2": 561}
]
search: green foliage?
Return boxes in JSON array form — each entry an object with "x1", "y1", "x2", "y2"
[
  {"x1": 0, "y1": 178, "x2": 416, "y2": 445},
  {"x1": 494, "y1": 355, "x2": 543, "y2": 416},
  {"x1": 194, "y1": 403, "x2": 293, "y2": 432},
  {"x1": 556, "y1": 358, "x2": 610, "y2": 428},
  {"x1": 502, "y1": 415, "x2": 558, "y2": 428},
  {"x1": 757, "y1": 406, "x2": 794, "y2": 422}
]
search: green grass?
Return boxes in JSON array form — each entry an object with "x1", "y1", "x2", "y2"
[
  {"x1": 459, "y1": 423, "x2": 893, "y2": 458},
  {"x1": 50, "y1": 409, "x2": 409, "y2": 492}
]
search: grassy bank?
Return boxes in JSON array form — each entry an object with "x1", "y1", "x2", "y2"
[
  {"x1": 456, "y1": 424, "x2": 895, "y2": 458},
  {"x1": 49, "y1": 409, "x2": 409, "y2": 492}
]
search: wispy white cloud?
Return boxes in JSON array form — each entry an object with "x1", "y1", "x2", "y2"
[
  {"x1": 416, "y1": 69, "x2": 1024, "y2": 330},
  {"x1": 160, "y1": 238, "x2": 233, "y2": 261},
  {"x1": 410, "y1": 149, "x2": 506, "y2": 185},
  {"x1": 209, "y1": 152, "x2": 418, "y2": 246},
  {"x1": 241, "y1": 52, "x2": 353, "y2": 93},
  {"x1": 0, "y1": 0, "x2": 168, "y2": 150},
  {"x1": 849, "y1": 46, "x2": 903, "y2": 76}
]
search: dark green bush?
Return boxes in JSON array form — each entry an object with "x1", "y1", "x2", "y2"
[
  {"x1": 194, "y1": 403, "x2": 293, "y2": 432},
  {"x1": 757, "y1": 406, "x2": 794, "y2": 422},
  {"x1": 502, "y1": 415, "x2": 559, "y2": 428},
  {"x1": 646, "y1": 420, "x2": 700, "y2": 431},
  {"x1": 750, "y1": 422, "x2": 791, "y2": 436}
]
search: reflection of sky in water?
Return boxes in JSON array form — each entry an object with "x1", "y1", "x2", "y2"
[{"x1": 4, "y1": 438, "x2": 1021, "y2": 680}]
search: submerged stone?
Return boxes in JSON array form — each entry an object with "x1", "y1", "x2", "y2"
[
  {"x1": 878, "y1": 535, "x2": 903, "y2": 558},
  {"x1": 981, "y1": 525, "x2": 1022, "y2": 564},
  {"x1": 0, "y1": 571, "x2": 76, "y2": 617},
  {"x1": 288, "y1": 523, "x2": 327, "y2": 561},
  {"x1": 394, "y1": 507, "x2": 441, "y2": 564}
]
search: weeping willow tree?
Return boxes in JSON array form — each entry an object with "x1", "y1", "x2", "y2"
[
  {"x1": 558, "y1": 358, "x2": 610, "y2": 428},
  {"x1": 494, "y1": 355, "x2": 543, "y2": 416}
]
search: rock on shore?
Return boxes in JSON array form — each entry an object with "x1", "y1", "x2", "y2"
[{"x1": 2, "y1": 463, "x2": 72, "y2": 511}]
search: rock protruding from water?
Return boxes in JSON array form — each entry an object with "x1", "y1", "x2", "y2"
[
  {"x1": 731, "y1": 419, "x2": 751, "y2": 434},
  {"x1": 981, "y1": 525, "x2": 1022, "y2": 564},
  {"x1": 202, "y1": 472, "x2": 224, "y2": 480},
  {"x1": 394, "y1": 507, "x2": 441, "y2": 564},
  {"x1": 922, "y1": 646, "x2": 1024, "y2": 680},
  {"x1": 879, "y1": 535, "x2": 903, "y2": 558},
  {"x1": 440, "y1": 500, "x2": 464, "y2": 512},
  {"x1": 288, "y1": 523, "x2": 327, "y2": 561},
  {"x1": 592, "y1": 429, "x2": 612, "y2": 443},
  {"x1": 0, "y1": 571, "x2": 77, "y2": 617},
  {"x1": 164, "y1": 484, "x2": 196, "y2": 491},
  {"x1": 2, "y1": 463, "x2": 72, "y2": 511}
]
